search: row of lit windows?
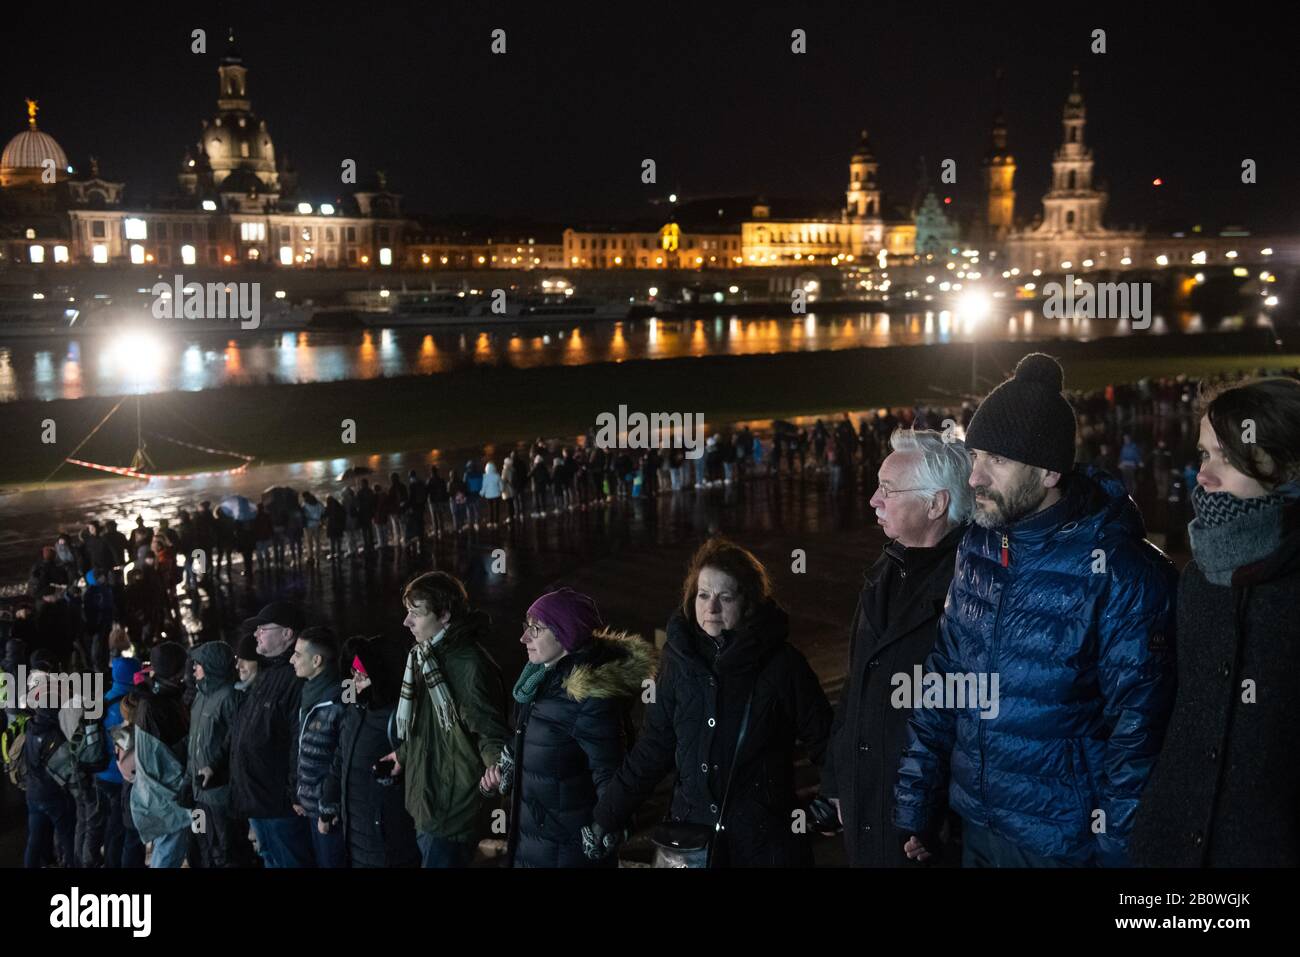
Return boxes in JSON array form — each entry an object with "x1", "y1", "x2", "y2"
[
  {"x1": 77, "y1": 219, "x2": 382, "y2": 246},
  {"x1": 569, "y1": 254, "x2": 745, "y2": 268},
  {"x1": 572, "y1": 235, "x2": 740, "y2": 251}
]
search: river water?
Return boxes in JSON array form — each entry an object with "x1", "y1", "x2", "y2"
[{"x1": 0, "y1": 308, "x2": 1263, "y2": 402}]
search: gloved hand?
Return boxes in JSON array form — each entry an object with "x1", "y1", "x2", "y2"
[
  {"x1": 498, "y1": 744, "x2": 516, "y2": 796},
  {"x1": 806, "y1": 795, "x2": 841, "y2": 834},
  {"x1": 581, "y1": 821, "x2": 621, "y2": 861}
]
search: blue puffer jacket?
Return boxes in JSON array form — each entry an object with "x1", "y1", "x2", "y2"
[{"x1": 893, "y1": 468, "x2": 1177, "y2": 866}]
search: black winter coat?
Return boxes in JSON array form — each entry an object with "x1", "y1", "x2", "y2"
[
  {"x1": 324, "y1": 703, "x2": 420, "y2": 868},
  {"x1": 821, "y1": 525, "x2": 964, "y2": 867},
  {"x1": 1130, "y1": 515, "x2": 1300, "y2": 867},
  {"x1": 21, "y1": 708, "x2": 71, "y2": 807},
  {"x1": 229, "y1": 647, "x2": 303, "y2": 819},
  {"x1": 594, "y1": 602, "x2": 834, "y2": 867},
  {"x1": 507, "y1": 631, "x2": 657, "y2": 868}
]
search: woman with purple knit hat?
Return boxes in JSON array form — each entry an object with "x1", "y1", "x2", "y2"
[{"x1": 480, "y1": 587, "x2": 657, "y2": 867}]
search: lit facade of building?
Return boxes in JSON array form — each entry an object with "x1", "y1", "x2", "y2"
[
  {"x1": 2, "y1": 33, "x2": 406, "y2": 270},
  {"x1": 1006, "y1": 70, "x2": 1141, "y2": 273},
  {"x1": 563, "y1": 224, "x2": 742, "y2": 269}
]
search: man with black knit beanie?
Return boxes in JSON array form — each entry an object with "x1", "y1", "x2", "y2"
[{"x1": 893, "y1": 352, "x2": 1177, "y2": 868}]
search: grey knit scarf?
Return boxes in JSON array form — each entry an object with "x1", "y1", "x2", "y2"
[{"x1": 1188, "y1": 483, "x2": 1287, "y2": 585}]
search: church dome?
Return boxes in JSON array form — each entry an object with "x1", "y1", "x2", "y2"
[
  {"x1": 2, "y1": 127, "x2": 68, "y2": 171},
  {"x1": 219, "y1": 167, "x2": 264, "y2": 193}
]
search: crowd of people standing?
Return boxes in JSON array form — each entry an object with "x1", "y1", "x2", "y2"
[{"x1": 3, "y1": 353, "x2": 1297, "y2": 869}]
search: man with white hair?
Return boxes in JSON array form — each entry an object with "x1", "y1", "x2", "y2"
[{"x1": 820, "y1": 427, "x2": 973, "y2": 866}]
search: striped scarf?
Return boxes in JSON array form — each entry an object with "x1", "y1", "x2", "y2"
[
  {"x1": 396, "y1": 637, "x2": 460, "y2": 738},
  {"x1": 1189, "y1": 483, "x2": 1290, "y2": 586}
]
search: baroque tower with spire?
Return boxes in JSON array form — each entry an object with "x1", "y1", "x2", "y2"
[
  {"x1": 1007, "y1": 69, "x2": 1141, "y2": 273},
  {"x1": 982, "y1": 69, "x2": 1016, "y2": 245},
  {"x1": 843, "y1": 128, "x2": 885, "y2": 256}
]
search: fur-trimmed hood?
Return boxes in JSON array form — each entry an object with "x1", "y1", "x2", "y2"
[{"x1": 561, "y1": 628, "x2": 659, "y2": 702}]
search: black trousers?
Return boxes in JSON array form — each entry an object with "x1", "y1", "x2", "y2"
[{"x1": 195, "y1": 801, "x2": 236, "y2": 868}]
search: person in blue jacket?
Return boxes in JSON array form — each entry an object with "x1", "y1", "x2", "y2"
[
  {"x1": 893, "y1": 353, "x2": 1177, "y2": 868},
  {"x1": 97, "y1": 655, "x2": 142, "y2": 867}
]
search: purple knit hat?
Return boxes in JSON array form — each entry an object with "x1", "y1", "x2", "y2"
[{"x1": 526, "y1": 588, "x2": 604, "y2": 652}]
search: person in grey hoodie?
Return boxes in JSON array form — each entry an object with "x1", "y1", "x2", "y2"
[
  {"x1": 188, "y1": 641, "x2": 241, "y2": 867},
  {"x1": 292, "y1": 626, "x2": 347, "y2": 867}
]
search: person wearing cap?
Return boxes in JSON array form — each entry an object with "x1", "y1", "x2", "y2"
[
  {"x1": 229, "y1": 601, "x2": 313, "y2": 867},
  {"x1": 323, "y1": 634, "x2": 420, "y2": 867},
  {"x1": 482, "y1": 588, "x2": 656, "y2": 868},
  {"x1": 96, "y1": 654, "x2": 141, "y2": 867},
  {"x1": 129, "y1": 641, "x2": 193, "y2": 867},
  {"x1": 234, "y1": 630, "x2": 261, "y2": 691},
  {"x1": 188, "y1": 640, "x2": 240, "y2": 867},
  {"x1": 384, "y1": 571, "x2": 509, "y2": 868},
  {"x1": 225, "y1": 626, "x2": 263, "y2": 868},
  {"x1": 893, "y1": 352, "x2": 1177, "y2": 868}
]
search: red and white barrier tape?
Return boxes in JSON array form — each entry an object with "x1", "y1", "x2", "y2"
[
  {"x1": 148, "y1": 433, "x2": 257, "y2": 463},
  {"x1": 64, "y1": 458, "x2": 251, "y2": 481}
]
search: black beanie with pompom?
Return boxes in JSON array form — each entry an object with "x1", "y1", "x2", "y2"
[{"x1": 965, "y1": 352, "x2": 1077, "y2": 475}]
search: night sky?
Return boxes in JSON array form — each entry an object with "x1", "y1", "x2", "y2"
[{"x1": 6, "y1": 1, "x2": 1297, "y2": 232}]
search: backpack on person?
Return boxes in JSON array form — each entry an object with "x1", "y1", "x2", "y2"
[
  {"x1": 1, "y1": 714, "x2": 30, "y2": 788},
  {"x1": 3, "y1": 714, "x2": 72, "y2": 791}
]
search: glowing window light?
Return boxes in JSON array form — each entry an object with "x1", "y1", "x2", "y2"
[
  {"x1": 379, "y1": 247, "x2": 393, "y2": 266},
  {"x1": 124, "y1": 218, "x2": 147, "y2": 240},
  {"x1": 29, "y1": 245, "x2": 45, "y2": 263},
  {"x1": 181, "y1": 244, "x2": 196, "y2": 265},
  {"x1": 129, "y1": 243, "x2": 145, "y2": 264},
  {"x1": 279, "y1": 246, "x2": 294, "y2": 265},
  {"x1": 53, "y1": 245, "x2": 69, "y2": 263}
]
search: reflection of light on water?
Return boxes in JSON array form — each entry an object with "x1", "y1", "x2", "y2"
[
  {"x1": 358, "y1": 331, "x2": 379, "y2": 378},
  {"x1": 476, "y1": 332, "x2": 491, "y2": 357},
  {"x1": 1151, "y1": 315, "x2": 1168, "y2": 334},
  {"x1": 691, "y1": 320, "x2": 707, "y2": 354},
  {"x1": 224, "y1": 339, "x2": 242, "y2": 373},
  {"x1": 648, "y1": 318, "x2": 657, "y2": 345},
  {"x1": 280, "y1": 330, "x2": 298, "y2": 375},
  {"x1": 0, "y1": 349, "x2": 16, "y2": 402},
  {"x1": 62, "y1": 351, "x2": 82, "y2": 397},
  {"x1": 508, "y1": 335, "x2": 521, "y2": 352},
  {"x1": 418, "y1": 334, "x2": 437, "y2": 374},
  {"x1": 610, "y1": 324, "x2": 625, "y2": 357},
  {"x1": 937, "y1": 311, "x2": 949, "y2": 338}
]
